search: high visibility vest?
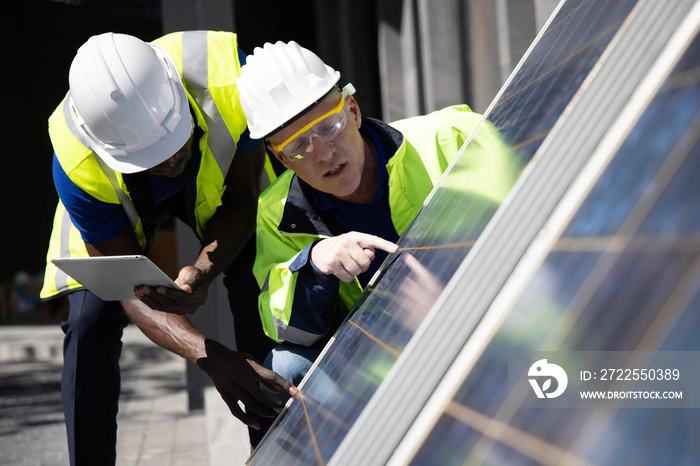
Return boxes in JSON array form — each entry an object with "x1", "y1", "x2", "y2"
[{"x1": 41, "y1": 30, "x2": 252, "y2": 299}]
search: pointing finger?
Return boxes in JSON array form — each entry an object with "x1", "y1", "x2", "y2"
[{"x1": 356, "y1": 234, "x2": 399, "y2": 254}]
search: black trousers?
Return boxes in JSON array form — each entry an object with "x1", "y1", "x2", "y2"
[{"x1": 61, "y1": 290, "x2": 127, "y2": 465}]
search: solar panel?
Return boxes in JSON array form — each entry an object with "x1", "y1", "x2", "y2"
[
  {"x1": 246, "y1": 0, "x2": 698, "y2": 464},
  {"x1": 388, "y1": 8, "x2": 700, "y2": 465}
]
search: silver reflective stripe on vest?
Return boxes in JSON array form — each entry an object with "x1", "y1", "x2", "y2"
[
  {"x1": 93, "y1": 156, "x2": 139, "y2": 230},
  {"x1": 54, "y1": 207, "x2": 73, "y2": 292},
  {"x1": 272, "y1": 314, "x2": 326, "y2": 346},
  {"x1": 262, "y1": 271, "x2": 325, "y2": 345},
  {"x1": 181, "y1": 31, "x2": 236, "y2": 175}
]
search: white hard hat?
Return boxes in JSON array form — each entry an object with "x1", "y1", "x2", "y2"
[
  {"x1": 237, "y1": 41, "x2": 341, "y2": 139},
  {"x1": 68, "y1": 32, "x2": 191, "y2": 174}
]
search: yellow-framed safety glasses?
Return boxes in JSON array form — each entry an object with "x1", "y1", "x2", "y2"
[{"x1": 269, "y1": 84, "x2": 356, "y2": 161}]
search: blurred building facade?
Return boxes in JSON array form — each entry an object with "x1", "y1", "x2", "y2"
[
  {"x1": 5, "y1": 0, "x2": 556, "y2": 320},
  {"x1": 6, "y1": 0, "x2": 556, "y2": 407}
]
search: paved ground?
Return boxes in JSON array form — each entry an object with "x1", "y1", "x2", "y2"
[{"x1": 0, "y1": 323, "x2": 249, "y2": 466}]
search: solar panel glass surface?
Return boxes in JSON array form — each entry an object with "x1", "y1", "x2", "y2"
[{"x1": 409, "y1": 25, "x2": 700, "y2": 466}]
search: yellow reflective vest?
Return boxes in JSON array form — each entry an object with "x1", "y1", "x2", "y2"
[
  {"x1": 253, "y1": 105, "x2": 500, "y2": 345},
  {"x1": 41, "y1": 30, "x2": 254, "y2": 299}
]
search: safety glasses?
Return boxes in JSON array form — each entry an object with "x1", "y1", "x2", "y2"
[{"x1": 269, "y1": 84, "x2": 355, "y2": 161}]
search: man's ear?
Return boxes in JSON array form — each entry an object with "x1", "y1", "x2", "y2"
[
  {"x1": 267, "y1": 145, "x2": 292, "y2": 169},
  {"x1": 347, "y1": 96, "x2": 362, "y2": 128},
  {"x1": 263, "y1": 147, "x2": 288, "y2": 176}
]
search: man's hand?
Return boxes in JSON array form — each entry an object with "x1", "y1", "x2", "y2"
[
  {"x1": 134, "y1": 265, "x2": 210, "y2": 315},
  {"x1": 395, "y1": 253, "x2": 444, "y2": 331},
  {"x1": 310, "y1": 232, "x2": 399, "y2": 282},
  {"x1": 196, "y1": 339, "x2": 297, "y2": 428}
]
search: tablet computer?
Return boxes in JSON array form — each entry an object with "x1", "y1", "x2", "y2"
[{"x1": 51, "y1": 255, "x2": 181, "y2": 301}]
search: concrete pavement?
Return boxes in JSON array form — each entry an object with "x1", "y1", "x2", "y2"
[{"x1": 0, "y1": 323, "x2": 250, "y2": 465}]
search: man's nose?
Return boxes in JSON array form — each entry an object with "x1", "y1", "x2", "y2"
[
  {"x1": 311, "y1": 136, "x2": 334, "y2": 160},
  {"x1": 158, "y1": 154, "x2": 179, "y2": 170}
]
